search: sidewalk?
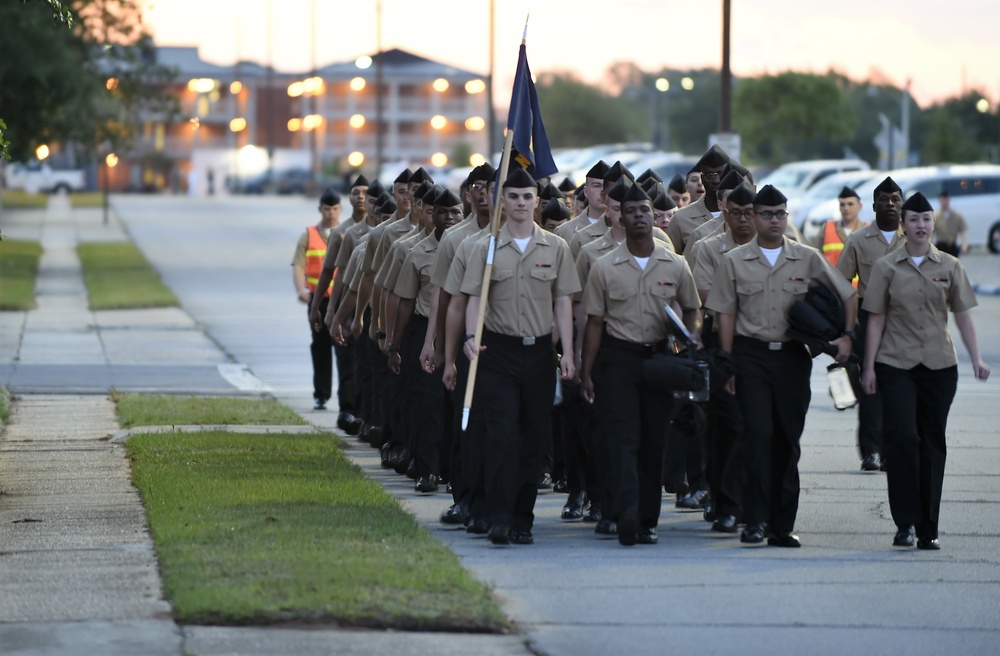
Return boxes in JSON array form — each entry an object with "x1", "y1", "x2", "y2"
[{"x1": 0, "y1": 202, "x2": 532, "y2": 656}]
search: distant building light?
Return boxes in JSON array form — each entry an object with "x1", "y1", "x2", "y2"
[
  {"x1": 35, "y1": 144, "x2": 50, "y2": 160},
  {"x1": 469, "y1": 153, "x2": 486, "y2": 167},
  {"x1": 303, "y1": 76, "x2": 325, "y2": 95},
  {"x1": 976, "y1": 98, "x2": 991, "y2": 113},
  {"x1": 287, "y1": 81, "x2": 304, "y2": 97},
  {"x1": 655, "y1": 78, "x2": 669, "y2": 92},
  {"x1": 465, "y1": 79, "x2": 486, "y2": 94},
  {"x1": 681, "y1": 76, "x2": 695, "y2": 90},
  {"x1": 229, "y1": 117, "x2": 247, "y2": 132},
  {"x1": 350, "y1": 77, "x2": 366, "y2": 92},
  {"x1": 355, "y1": 55, "x2": 372, "y2": 69},
  {"x1": 464, "y1": 116, "x2": 486, "y2": 131},
  {"x1": 288, "y1": 117, "x2": 302, "y2": 132},
  {"x1": 106, "y1": 77, "x2": 119, "y2": 91},
  {"x1": 302, "y1": 114, "x2": 323, "y2": 131},
  {"x1": 189, "y1": 117, "x2": 200, "y2": 129},
  {"x1": 431, "y1": 152, "x2": 448, "y2": 168},
  {"x1": 105, "y1": 153, "x2": 119, "y2": 168},
  {"x1": 348, "y1": 151, "x2": 365, "y2": 167},
  {"x1": 433, "y1": 78, "x2": 450, "y2": 93},
  {"x1": 349, "y1": 114, "x2": 366, "y2": 129},
  {"x1": 187, "y1": 78, "x2": 217, "y2": 94},
  {"x1": 430, "y1": 115, "x2": 447, "y2": 130},
  {"x1": 230, "y1": 81, "x2": 243, "y2": 94}
]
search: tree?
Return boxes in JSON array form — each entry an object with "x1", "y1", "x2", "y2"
[
  {"x1": 733, "y1": 72, "x2": 857, "y2": 165},
  {"x1": 535, "y1": 72, "x2": 646, "y2": 148},
  {"x1": 0, "y1": 0, "x2": 175, "y2": 163},
  {"x1": 921, "y1": 92, "x2": 1000, "y2": 164}
]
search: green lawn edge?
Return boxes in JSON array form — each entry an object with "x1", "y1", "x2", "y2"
[
  {"x1": 77, "y1": 242, "x2": 178, "y2": 310},
  {"x1": 112, "y1": 392, "x2": 307, "y2": 428},
  {"x1": 0, "y1": 239, "x2": 42, "y2": 310}
]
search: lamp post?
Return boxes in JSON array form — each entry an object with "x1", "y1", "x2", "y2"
[{"x1": 103, "y1": 151, "x2": 118, "y2": 226}]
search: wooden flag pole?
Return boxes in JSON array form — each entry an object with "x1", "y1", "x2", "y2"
[{"x1": 461, "y1": 128, "x2": 515, "y2": 431}]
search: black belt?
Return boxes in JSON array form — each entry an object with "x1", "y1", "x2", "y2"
[
  {"x1": 483, "y1": 330, "x2": 552, "y2": 347},
  {"x1": 734, "y1": 336, "x2": 800, "y2": 352},
  {"x1": 411, "y1": 314, "x2": 428, "y2": 324},
  {"x1": 603, "y1": 334, "x2": 667, "y2": 355}
]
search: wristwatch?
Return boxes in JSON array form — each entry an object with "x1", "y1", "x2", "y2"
[
  {"x1": 464, "y1": 333, "x2": 476, "y2": 342},
  {"x1": 387, "y1": 342, "x2": 399, "y2": 353},
  {"x1": 843, "y1": 330, "x2": 857, "y2": 340},
  {"x1": 376, "y1": 331, "x2": 387, "y2": 340}
]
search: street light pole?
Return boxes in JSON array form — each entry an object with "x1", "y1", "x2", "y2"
[
  {"x1": 719, "y1": 0, "x2": 732, "y2": 133},
  {"x1": 488, "y1": 0, "x2": 496, "y2": 156},
  {"x1": 375, "y1": 0, "x2": 384, "y2": 178}
]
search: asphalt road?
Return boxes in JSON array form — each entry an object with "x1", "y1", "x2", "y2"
[{"x1": 113, "y1": 195, "x2": 1000, "y2": 656}]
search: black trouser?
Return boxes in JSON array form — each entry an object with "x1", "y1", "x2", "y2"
[
  {"x1": 453, "y1": 354, "x2": 482, "y2": 511},
  {"x1": 403, "y1": 316, "x2": 446, "y2": 478},
  {"x1": 593, "y1": 341, "x2": 671, "y2": 528},
  {"x1": 848, "y1": 309, "x2": 883, "y2": 459},
  {"x1": 354, "y1": 308, "x2": 375, "y2": 427},
  {"x1": 476, "y1": 331, "x2": 555, "y2": 531},
  {"x1": 663, "y1": 399, "x2": 706, "y2": 494},
  {"x1": 707, "y1": 388, "x2": 743, "y2": 517},
  {"x1": 733, "y1": 337, "x2": 812, "y2": 535},
  {"x1": 308, "y1": 295, "x2": 333, "y2": 402},
  {"x1": 333, "y1": 339, "x2": 357, "y2": 415},
  {"x1": 876, "y1": 363, "x2": 957, "y2": 540}
]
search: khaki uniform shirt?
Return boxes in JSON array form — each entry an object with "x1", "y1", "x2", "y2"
[
  {"x1": 379, "y1": 230, "x2": 427, "y2": 291},
  {"x1": 431, "y1": 217, "x2": 487, "y2": 289},
  {"x1": 291, "y1": 224, "x2": 330, "y2": 267},
  {"x1": 568, "y1": 215, "x2": 609, "y2": 258},
  {"x1": 687, "y1": 216, "x2": 725, "y2": 256},
  {"x1": 837, "y1": 222, "x2": 905, "y2": 300},
  {"x1": 443, "y1": 228, "x2": 490, "y2": 296},
  {"x1": 666, "y1": 196, "x2": 715, "y2": 254},
  {"x1": 461, "y1": 223, "x2": 581, "y2": 337},
  {"x1": 555, "y1": 211, "x2": 601, "y2": 243},
  {"x1": 320, "y1": 216, "x2": 363, "y2": 270},
  {"x1": 933, "y1": 209, "x2": 967, "y2": 244},
  {"x1": 861, "y1": 246, "x2": 977, "y2": 370},
  {"x1": 706, "y1": 237, "x2": 856, "y2": 343},
  {"x1": 583, "y1": 242, "x2": 700, "y2": 344},
  {"x1": 345, "y1": 235, "x2": 370, "y2": 293},
  {"x1": 394, "y1": 231, "x2": 441, "y2": 318},
  {"x1": 334, "y1": 220, "x2": 373, "y2": 271},
  {"x1": 691, "y1": 230, "x2": 741, "y2": 295},
  {"x1": 369, "y1": 214, "x2": 417, "y2": 275},
  {"x1": 360, "y1": 213, "x2": 405, "y2": 275}
]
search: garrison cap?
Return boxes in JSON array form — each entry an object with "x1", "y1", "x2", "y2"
[
  {"x1": 668, "y1": 174, "x2": 686, "y2": 194},
  {"x1": 585, "y1": 160, "x2": 610, "y2": 180},
  {"x1": 467, "y1": 164, "x2": 490, "y2": 183},
  {"x1": 901, "y1": 191, "x2": 933, "y2": 213},
  {"x1": 575, "y1": 187, "x2": 587, "y2": 203},
  {"x1": 542, "y1": 198, "x2": 571, "y2": 221},
  {"x1": 636, "y1": 168, "x2": 663, "y2": 184},
  {"x1": 653, "y1": 192, "x2": 677, "y2": 211},
  {"x1": 376, "y1": 197, "x2": 397, "y2": 215},
  {"x1": 423, "y1": 184, "x2": 444, "y2": 204},
  {"x1": 434, "y1": 188, "x2": 463, "y2": 208},
  {"x1": 728, "y1": 159, "x2": 751, "y2": 181},
  {"x1": 350, "y1": 174, "x2": 369, "y2": 189},
  {"x1": 642, "y1": 178, "x2": 664, "y2": 196},
  {"x1": 872, "y1": 176, "x2": 902, "y2": 201},
  {"x1": 412, "y1": 180, "x2": 434, "y2": 201},
  {"x1": 838, "y1": 186, "x2": 859, "y2": 200},
  {"x1": 717, "y1": 168, "x2": 745, "y2": 192},
  {"x1": 504, "y1": 166, "x2": 538, "y2": 189},
  {"x1": 622, "y1": 180, "x2": 651, "y2": 204},
  {"x1": 409, "y1": 167, "x2": 433, "y2": 185},
  {"x1": 697, "y1": 144, "x2": 731, "y2": 169},
  {"x1": 726, "y1": 182, "x2": 756, "y2": 206},
  {"x1": 603, "y1": 160, "x2": 635, "y2": 185},
  {"x1": 557, "y1": 177, "x2": 577, "y2": 193},
  {"x1": 367, "y1": 179, "x2": 383, "y2": 198},
  {"x1": 540, "y1": 183, "x2": 566, "y2": 200},
  {"x1": 606, "y1": 177, "x2": 633, "y2": 203},
  {"x1": 319, "y1": 187, "x2": 341, "y2": 206},
  {"x1": 393, "y1": 168, "x2": 413, "y2": 185},
  {"x1": 753, "y1": 184, "x2": 788, "y2": 206}
]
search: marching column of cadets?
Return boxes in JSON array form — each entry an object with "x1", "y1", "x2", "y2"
[{"x1": 305, "y1": 143, "x2": 989, "y2": 549}]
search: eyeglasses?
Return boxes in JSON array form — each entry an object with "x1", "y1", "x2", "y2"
[
  {"x1": 757, "y1": 210, "x2": 788, "y2": 220},
  {"x1": 469, "y1": 182, "x2": 487, "y2": 191},
  {"x1": 700, "y1": 171, "x2": 722, "y2": 182},
  {"x1": 726, "y1": 209, "x2": 755, "y2": 219}
]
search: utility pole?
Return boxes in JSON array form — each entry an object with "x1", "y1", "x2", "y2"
[
  {"x1": 719, "y1": 0, "x2": 732, "y2": 133},
  {"x1": 375, "y1": 0, "x2": 384, "y2": 178},
  {"x1": 488, "y1": 0, "x2": 496, "y2": 156}
]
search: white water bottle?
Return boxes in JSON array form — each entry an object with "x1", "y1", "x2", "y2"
[{"x1": 827, "y1": 363, "x2": 857, "y2": 410}]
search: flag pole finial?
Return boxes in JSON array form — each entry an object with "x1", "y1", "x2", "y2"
[{"x1": 522, "y1": 12, "x2": 529, "y2": 44}]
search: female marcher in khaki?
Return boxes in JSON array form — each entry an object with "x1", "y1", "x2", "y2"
[{"x1": 861, "y1": 192, "x2": 991, "y2": 550}]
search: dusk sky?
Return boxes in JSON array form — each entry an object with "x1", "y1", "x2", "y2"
[{"x1": 145, "y1": 0, "x2": 1000, "y2": 108}]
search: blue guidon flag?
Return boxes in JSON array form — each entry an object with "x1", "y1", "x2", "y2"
[{"x1": 506, "y1": 37, "x2": 557, "y2": 179}]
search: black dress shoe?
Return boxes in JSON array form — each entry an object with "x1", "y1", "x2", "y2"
[
  {"x1": 618, "y1": 516, "x2": 638, "y2": 546},
  {"x1": 392, "y1": 449, "x2": 410, "y2": 475},
  {"x1": 861, "y1": 453, "x2": 882, "y2": 471},
  {"x1": 740, "y1": 523, "x2": 765, "y2": 544},
  {"x1": 440, "y1": 503, "x2": 468, "y2": 525},
  {"x1": 367, "y1": 425, "x2": 384, "y2": 449},
  {"x1": 712, "y1": 514, "x2": 739, "y2": 533},
  {"x1": 553, "y1": 478, "x2": 569, "y2": 494},
  {"x1": 767, "y1": 533, "x2": 801, "y2": 548},
  {"x1": 917, "y1": 538, "x2": 940, "y2": 550},
  {"x1": 703, "y1": 502, "x2": 716, "y2": 522},
  {"x1": 677, "y1": 489, "x2": 711, "y2": 510},
  {"x1": 313, "y1": 399, "x2": 327, "y2": 411},
  {"x1": 583, "y1": 505, "x2": 602, "y2": 523},
  {"x1": 488, "y1": 523, "x2": 510, "y2": 545},
  {"x1": 415, "y1": 475, "x2": 439, "y2": 493},
  {"x1": 561, "y1": 491, "x2": 586, "y2": 521},
  {"x1": 336, "y1": 411, "x2": 354, "y2": 432},
  {"x1": 466, "y1": 517, "x2": 488, "y2": 534},
  {"x1": 379, "y1": 444, "x2": 392, "y2": 469},
  {"x1": 405, "y1": 459, "x2": 417, "y2": 480},
  {"x1": 595, "y1": 519, "x2": 617, "y2": 536},
  {"x1": 637, "y1": 527, "x2": 658, "y2": 545},
  {"x1": 893, "y1": 526, "x2": 915, "y2": 547},
  {"x1": 536, "y1": 472, "x2": 552, "y2": 490},
  {"x1": 509, "y1": 529, "x2": 533, "y2": 545}
]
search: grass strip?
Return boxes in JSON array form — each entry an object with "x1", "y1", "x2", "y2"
[
  {"x1": 0, "y1": 387, "x2": 10, "y2": 425},
  {"x1": 69, "y1": 192, "x2": 105, "y2": 208},
  {"x1": 128, "y1": 431, "x2": 508, "y2": 630},
  {"x1": 78, "y1": 242, "x2": 178, "y2": 310},
  {"x1": 0, "y1": 189, "x2": 47, "y2": 209},
  {"x1": 0, "y1": 239, "x2": 42, "y2": 310},
  {"x1": 113, "y1": 392, "x2": 306, "y2": 428}
]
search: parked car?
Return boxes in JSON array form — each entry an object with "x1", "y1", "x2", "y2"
[
  {"x1": 803, "y1": 164, "x2": 1000, "y2": 253},
  {"x1": 759, "y1": 159, "x2": 871, "y2": 197},
  {"x1": 790, "y1": 169, "x2": 881, "y2": 244},
  {"x1": 2, "y1": 160, "x2": 86, "y2": 194}
]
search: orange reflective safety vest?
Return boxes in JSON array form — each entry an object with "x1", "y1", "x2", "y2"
[
  {"x1": 304, "y1": 226, "x2": 332, "y2": 297},
  {"x1": 821, "y1": 221, "x2": 858, "y2": 288}
]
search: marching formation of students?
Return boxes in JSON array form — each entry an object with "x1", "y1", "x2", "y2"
[{"x1": 293, "y1": 144, "x2": 990, "y2": 549}]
